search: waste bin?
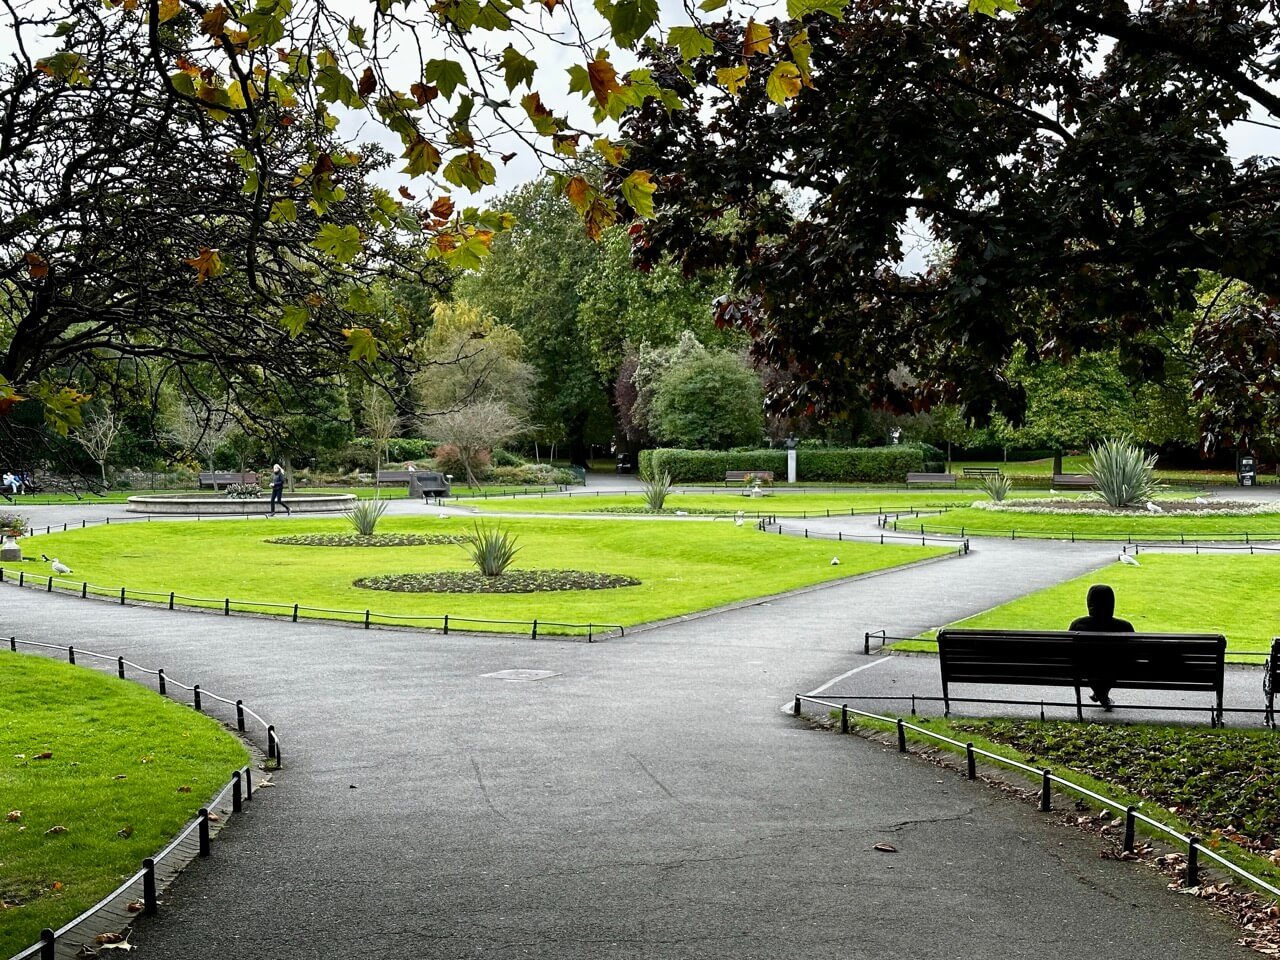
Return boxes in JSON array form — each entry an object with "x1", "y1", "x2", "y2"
[{"x1": 1238, "y1": 454, "x2": 1257, "y2": 487}]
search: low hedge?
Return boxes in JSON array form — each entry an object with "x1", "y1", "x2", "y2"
[{"x1": 639, "y1": 446, "x2": 925, "y2": 483}]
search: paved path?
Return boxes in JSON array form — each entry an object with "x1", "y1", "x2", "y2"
[{"x1": 1, "y1": 512, "x2": 1261, "y2": 959}]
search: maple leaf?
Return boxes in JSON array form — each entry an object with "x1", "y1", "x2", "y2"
[
  {"x1": 183, "y1": 247, "x2": 223, "y2": 283},
  {"x1": 398, "y1": 186, "x2": 416, "y2": 200},
  {"x1": 715, "y1": 64, "x2": 748, "y2": 95},
  {"x1": 586, "y1": 56, "x2": 622, "y2": 107},
  {"x1": 201, "y1": 5, "x2": 231, "y2": 37},
  {"x1": 565, "y1": 175, "x2": 593, "y2": 213},
  {"x1": 409, "y1": 82, "x2": 437, "y2": 105},
  {"x1": 343, "y1": 327, "x2": 379, "y2": 362},
  {"x1": 743, "y1": 19, "x2": 772, "y2": 57},
  {"x1": 430, "y1": 196, "x2": 455, "y2": 219},
  {"x1": 311, "y1": 224, "x2": 363, "y2": 262},
  {"x1": 25, "y1": 252, "x2": 49, "y2": 280},
  {"x1": 158, "y1": 0, "x2": 180, "y2": 23},
  {"x1": 620, "y1": 170, "x2": 656, "y2": 218},
  {"x1": 765, "y1": 61, "x2": 802, "y2": 104},
  {"x1": 358, "y1": 66, "x2": 377, "y2": 98}
]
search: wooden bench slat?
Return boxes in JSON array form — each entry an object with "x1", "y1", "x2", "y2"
[{"x1": 906, "y1": 472, "x2": 957, "y2": 487}]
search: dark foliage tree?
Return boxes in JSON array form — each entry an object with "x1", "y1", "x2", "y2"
[{"x1": 619, "y1": 0, "x2": 1280, "y2": 449}]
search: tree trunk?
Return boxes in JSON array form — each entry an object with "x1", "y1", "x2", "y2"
[
  {"x1": 1052, "y1": 450, "x2": 1063, "y2": 476},
  {"x1": 283, "y1": 453, "x2": 294, "y2": 492},
  {"x1": 566, "y1": 412, "x2": 590, "y2": 470}
]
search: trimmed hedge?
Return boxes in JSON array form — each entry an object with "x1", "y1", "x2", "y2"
[{"x1": 639, "y1": 446, "x2": 925, "y2": 483}]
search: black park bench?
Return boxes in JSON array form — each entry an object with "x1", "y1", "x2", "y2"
[
  {"x1": 725, "y1": 470, "x2": 774, "y2": 485},
  {"x1": 906, "y1": 472, "x2": 957, "y2": 487},
  {"x1": 962, "y1": 467, "x2": 1001, "y2": 479},
  {"x1": 377, "y1": 469, "x2": 452, "y2": 499},
  {"x1": 936, "y1": 628, "x2": 1226, "y2": 724},
  {"x1": 1052, "y1": 473, "x2": 1098, "y2": 490}
]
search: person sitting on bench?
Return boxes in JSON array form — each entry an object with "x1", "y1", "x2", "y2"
[{"x1": 1069, "y1": 584, "x2": 1134, "y2": 711}]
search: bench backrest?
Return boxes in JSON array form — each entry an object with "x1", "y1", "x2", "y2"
[
  {"x1": 937, "y1": 628, "x2": 1225, "y2": 690},
  {"x1": 199, "y1": 472, "x2": 257, "y2": 483},
  {"x1": 726, "y1": 470, "x2": 773, "y2": 480},
  {"x1": 1052, "y1": 473, "x2": 1097, "y2": 486},
  {"x1": 377, "y1": 470, "x2": 414, "y2": 482},
  {"x1": 906, "y1": 472, "x2": 956, "y2": 481},
  {"x1": 963, "y1": 467, "x2": 999, "y2": 476}
]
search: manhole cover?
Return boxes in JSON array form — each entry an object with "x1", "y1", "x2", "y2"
[{"x1": 482, "y1": 669, "x2": 559, "y2": 682}]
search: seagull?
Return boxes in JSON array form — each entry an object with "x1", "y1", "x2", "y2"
[
  {"x1": 437, "y1": 512, "x2": 448, "y2": 519},
  {"x1": 734, "y1": 517, "x2": 744, "y2": 527},
  {"x1": 1145, "y1": 501, "x2": 1163, "y2": 514},
  {"x1": 830, "y1": 557, "x2": 841, "y2": 566},
  {"x1": 675, "y1": 510, "x2": 688, "y2": 516},
  {"x1": 1049, "y1": 488, "x2": 1057, "y2": 495},
  {"x1": 51, "y1": 559, "x2": 71, "y2": 575},
  {"x1": 1119, "y1": 554, "x2": 1140, "y2": 566},
  {"x1": 1194, "y1": 496, "x2": 1207, "y2": 505}
]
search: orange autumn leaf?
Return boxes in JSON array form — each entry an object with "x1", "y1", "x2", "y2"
[
  {"x1": 743, "y1": 19, "x2": 772, "y2": 57},
  {"x1": 587, "y1": 57, "x2": 622, "y2": 106},
  {"x1": 25, "y1": 252, "x2": 48, "y2": 279},
  {"x1": 201, "y1": 5, "x2": 230, "y2": 36},
  {"x1": 183, "y1": 247, "x2": 223, "y2": 283},
  {"x1": 430, "y1": 196, "x2": 455, "y2": 219}
]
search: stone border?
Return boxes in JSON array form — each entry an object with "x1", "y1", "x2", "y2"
[{"x1": 126, "y1": 494, "x2": 356, "y2": 515}]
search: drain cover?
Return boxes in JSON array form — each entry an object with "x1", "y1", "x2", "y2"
[{"x1": 482, "y1": 669, "x2": 559, "y2": 682}]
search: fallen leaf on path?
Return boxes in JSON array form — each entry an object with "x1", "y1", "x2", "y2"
[{"x1": 873, "y1": 842, "x2": 897, "y2": 853}]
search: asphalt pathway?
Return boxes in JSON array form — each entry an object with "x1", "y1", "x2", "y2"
[{"x1": 2, "y1": 494, "x2": 1266, "y2": 960}]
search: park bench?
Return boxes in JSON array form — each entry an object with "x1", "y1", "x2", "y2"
[
  {"x1": 725, "y1": 470, "x2": 774, "y2": 485},
  {"x1": 906, "y1": 472, "x2": 957, "y2": 487},
  {"x1": 1266, "y1": 638, "x2": 1279, "y2": 728},
  {"x1": 936, "y1": 628, "x2": 1226, "y2": 723},
  {"x1": 1052, "y1": 473, "x2": 1098, "y2": 490},
  {"x1": 376, "y1": 469, "x2": 415, "y2": 485},
  {"x1": 963, "y1": 467, "x2": 1001, "y2": 479},
  {"x1": 198, "y1": 471, "x2": 258, "y2": 490},
  {"x1": 376, "y1": 469, "x2": 452, "y2": 498}
]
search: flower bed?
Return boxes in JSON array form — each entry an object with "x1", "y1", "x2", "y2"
[
  {"x1": 353, "y1": 570, "x2": 642, "y2": 593},
  {"x1": 266, "y1": 533, "x2": 468, "y2": 547},
  {"x1": 971, "y1": 498, "x2": 1279, "y2": 517}
]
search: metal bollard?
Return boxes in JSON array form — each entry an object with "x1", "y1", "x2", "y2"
[
  {"x1": 364, "y1": 609, "x2": 371, "y2": 629},
  {"x1": 198, "y1": 809, "x2": 210, "y2": 856},
  {"x1": 232, "y1": 771, "x2": 243, "y2": 813},
  {"x1": 897, "y1": 719, "x2": 907, "y2": 752},
  {"x1": 236, "y1": 699, "x2": 245, "y2": 731},
  {"x1": 443, "y1": 614, "x2": 449, "y2": 635},
  {"x1": 840, "y1": 704, "x2": 849, "y2": 734},
  {"x1": 966, "y1": 742, "x2": 976, "y2": 780},
  {"x1": 193, "y1": 685, "x2": 202, "y2": 712},
  {"x1": 245, "y1": 766, "x2": 253, "y2": 800},
  {"x1": 1040, "y1": 769, "x2": 1052, "y2": 811},
  {"x1": 1187, "y1": 836, "x2": 1199, "y2": 886},
  {"x1": 119, "y1": 586, "x2": 126, "y2": 605},
  {"x1": 117, "y1": 656, "x2": 125, "y2": 679},
  {"x1": 1123, "y1": 806, "x2": 1136, "y2": 852},
  {"x1": 531, "y1": 619, "x2": 538, "y2": 640},
  {"x1": 40, "y1": 928, "x2": 55, "y2": 960},
  {"x1": 169, "y1": 591, "x2": 175, "y2": 610},
  {"x1": 158, "y1": 669, "x2": 166, "y2": 695},
  {"x1": 143, "y1": 858, "x2": 157, "y2": 914},
  {"x1": 81, "y1": 581, "x2": 87, "y2": 598},
  {"x1": 68, "y1": 645, "x2": 75, "y2": 665}
]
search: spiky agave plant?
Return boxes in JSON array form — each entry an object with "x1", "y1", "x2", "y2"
[
  {"x1": 979, "y1": 472, "x2": 1012, "y2": 503},
  {"x1": 346, "y1": 500, "x2": 389, "y2": 536},
  {"x1": 465, "y1": 522, "x2": 521, "y2": 576},
  {"x1": 642, "y1": 469, "x2": 673, "y2": 511},
  {"x1": 1086, "y1": 437, "x2": 1161, "y2": 508}
]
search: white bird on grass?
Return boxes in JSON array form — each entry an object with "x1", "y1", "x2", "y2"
[
  {"x1": 675, "y1": 510, "x2": 688, "y2": 516},
  {"x1": 51, "y1": 559, "x2": 71, "y2": 575},
  {"x1": 437, "y1": 512, "x2": 448, "y2": 520},
  {"x1": 1145, "y1": 501, "x2": 1163, "y2": 514},
  {"x1": 1119, "y1": 554, "x2": 1140, "y2": 567},
  {"x1": 1195, "y1": 496, "x2": 1208, "y2": 505},
  {"x1": 830, "y1": 557, "x2": 841, "y2": 566}
]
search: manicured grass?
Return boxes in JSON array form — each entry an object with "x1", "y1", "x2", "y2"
[
  {"x1": 469, "y1": 489, "x2": 1066, "y2": 516},
  {"x1": 5, "y1": 484, "x2": 561, "y2": 506},
  {"x1": 897, "y1": 505, "x2": 1280, "y2": 541},
  {"x1": 0, "y1": 654, "x2": 249, "y2": 954},
  {"x1": 19, "y1": 516, "x2": 948, "y2": 634},
  {"x1": 844, "y1": 714, "x2": 1280, "y2": 892},
  {"x1": 952, "y1": 456, "x2": 1251, "y2": 485},
  {"x1": 892, "y1": 554, "x2": 1278, "y2": 654}
]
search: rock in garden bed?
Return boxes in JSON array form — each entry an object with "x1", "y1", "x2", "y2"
[
  {"x1": 266, "y1": 533, "x2": 470, "y2": 547},
  {"x1": 353, "y1": 570, "x2": 641, "y2": 593}
]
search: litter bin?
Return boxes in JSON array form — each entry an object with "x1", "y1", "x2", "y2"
[{"x1": 1238, "y1": 455, "x2": 1257, "y2": 487}]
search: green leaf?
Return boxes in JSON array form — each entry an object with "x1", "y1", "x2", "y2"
[
  {"x1": 500, "y1": 45, "x2": 537, "y2": 91},
  {"x1": 620, "y1": 170, "x2": 656, "y2": 218},
  {"x1": 968, "y1": 0, "x2": 1018, "y2": 15},
  {"x1": 442, "y1": 151, "x2": 496, "y2": 192},
  {"x1": 36, "y1": 51, "x2": 90, "y2": 86},
  {"x1": 715, "y1": 64, "x2": 748, "y2": 95},
  {"x1": 424, "y1": 59, "x2": 466, "y2": 100},
  {"x1": 280, "y1": 304, "x2": 310, "y2": 336},
  {"x1": 316, "y1": 65, "x2": 364, "y2": 108},
  {"x1": 698, "y1": 0, "x2": 728, "y2": 11},
  {"x1": 347, "y1": 21, "x2": 367, "y2": 48},
  {"x1": 786, "y1": 0, "x2": 847, "y2": 17},
  {"x1": 343, "y1": 327, "x2": 379, "y2": 363},
  {"x1": 667, "y1": 26, "x2": 714, "y2": 61},
  {"x1": 441, "y1": 234, "x2": 494, "y2": 270},
  {"x1": 594, "y1": 0, "x2": 659, "y2": 48},
  {"x1": 402, "y1": 138, "x2": 443, "y2": 177},
  {"x1": 474, "y1": 2, "x2": 512, "y2": 30},
  {"x1": 345, "y1": 286, "x2": 379, "y2": 314},
  {"x1": 788, "y1": 28, "x2": 813, "y2": 84},
  {"x1": 311, "y1": 223, "x2": 363, "y2": 263},
  {"x1": 241, "y1": 8, "x2": 286, "y2": 46},
  {"x1": 33, "y1": 384, "x2": 89, "y2": 435}
]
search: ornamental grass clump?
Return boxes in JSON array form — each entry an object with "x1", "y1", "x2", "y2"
[
  {"x1": 642, "y1": 469, "x2": 673, "y2": 511},
  {"x1": 465, "y1": 522, "x2": 521, "y2": 576},
  {"x1": 346, "y1": 499, "x2": 389, "y2": 536},
  {"x1": 979, "y1": 472, "x2": 1012, "y2": 502},
  {"x1": 1087, "y1": 437, "x2": 1161, "y2": 508}
]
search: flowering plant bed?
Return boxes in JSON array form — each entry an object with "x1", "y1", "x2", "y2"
[
  {"x1": 972, "y1": 498, "x2": 1279, "y2": 517},
  {"x1": 266, "y1": 533, "x2": 468, "y2": 547},
  {"x1": 353, "y1": 569, "x2": 642, "y2": 593}
]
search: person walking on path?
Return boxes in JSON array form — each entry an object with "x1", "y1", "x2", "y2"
[
  {"x1": 1069, "y1": 583, "x2": 1133, "y2": 711},
  {"x1": 269, "y1": 463, "x2": 291, "y2": 515}
]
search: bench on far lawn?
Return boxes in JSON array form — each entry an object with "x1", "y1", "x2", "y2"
[
  {"x1": 936, "y1": 628, "x2": 1225, "y2": 724},
  {"x1": 198, "y1": 471, "x2": 258, "y2": 490},
  {"x1": 962, "y1": 467, "x2": 1001, "y2": 479},
  {"x1": 1052, "y1": 473, "x2": 1098, "y2": 490},
  {"x1": 906, "y1": 472, "x2": 957, "y2": 487},
  {"x1": 377, "y1": 469, "x2": 452, "y2": 499},
  {"x1": 725, "y1": 470, "x2": 774, "y2": 485}
]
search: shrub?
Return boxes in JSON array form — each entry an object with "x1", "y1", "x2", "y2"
[
  {"x1": 0, "y1": 513, "x2": 27, "y2": 536},
  {"x1": 224, "y1": 482, "x2": 261, "y2": 499},
  {"x1": 643, "y1": 446, "x2": 925, "y2": 483},
  {"x1": 464, "y1": 523, "x2": 520, "y2": 576},
  {"x1": 489, "y1": 464, "x2": 576, "y2": 486},
  {"x1": 346, "y1": 500, "x2": 389, "y2": 536},
  {"x1": 1087, "y1": 437, "x2": 1161, "y2": 508},
  {"x1": 650, "y1": 352, "x2": 765, "y2": 450},
  {"x1": 491, "y1": 448, "x2": 526, "y2": 468},
  {"x1": 642, "y1": 469, "x2": 673, "y2": 510},
  {"x1": 433, "y1": 443, "x2": 490, "y2": 482},
  {"x1": 979, "y1": 473, "x2": 1012, "y2": 502}
]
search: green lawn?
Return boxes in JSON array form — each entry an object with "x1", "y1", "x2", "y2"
[
  {"x1": 18, "y1": 516, "x2": 948, "y2": 634},
  {"x1": 896, "y1": 505, "x2": 1280, "y2": 541},
  {"x1": 0, "y1": 654, "x2": 249, "y2": 954},
  {"x1": 893, "y1": 553, "x2": 1278, "y2": 654},
  {"x1": 951, "y1": 456, "x2": 1250, "y2": 485},
  {"x1": 467, "y1": 489, "x2": 1066, "y2": 516},
  {"x1": 5, "y1": 484, "x2": 562, "y2": 506}
]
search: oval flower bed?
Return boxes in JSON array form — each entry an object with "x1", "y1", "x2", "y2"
[
  {"x1": 972, "y1": 498, "x2": 1280, "y2": 517},
  {"x1": 353, "y1": 570, "x2": 642, "y2": 593},
  {"x1": 266, "y1": 533, "x2": 470, "y2": 547}
]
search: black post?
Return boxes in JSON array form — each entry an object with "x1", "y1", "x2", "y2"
[
  {"x1": 68, "y1": 645, "x2": 75, "y2": 664},
  {"x1": 864, "y1": 632, "x2": 870, "y2": 655},
  {"x1": 143, "y1": 858, "x2": 157, "y2": 914},
  {"x1": 896, "y1": 719, "x2": 907, "y2": 752},
  {"x1": 966, "y1": 742, "x2": 976, "y2": 780},
  {"x1": 198, "y1": 808, "x2": 210, "y2": 856},
  {"x1": 364, "y1": 609, "x2": 371, "y2": 629},
  {"x1": 587, "y1": 624, "x2": 594, "y2": 643},
  {"x1": 840, "y1": 704, "x2": 849, "y2": 734},
  {"x1": 117, "y1": 656, "x2": 125, "y2": 679},
  {"x1": 443, "y1": 614, "x2": 449, "y2": 635},
  {"x1": 7, "y1": 636, "x2": 13, "y2": 651},
  {"x1": 18, "y1": 570, "x2": 22, "y2": 586},
  {"x1": 267, "y1": 724, "x2": 277, "y2": 761},
  {"x1": 81, "y1": 581, "x2": 87, "y2": 598},
  {"x1": 1040, "y1": 769, "x2": 1052, "y2": 811},
  {"x1": 531, "y1": 619, "x2": 538, "y2": 640},
  {"x1": 245, "y1": 766, "x2": 253, "y2": 800},
  {"x1": 1186, "y1": 836, "x2": 1199, "y2": 886},
  {"x1": 169, "y1": 591, "x2": 175, "y2": 610},
  {"x1": 793, "y1": 695, "x2": 801, "y2": 716},
  {"x1": 158, "y1": 669, "x2": 166, "y2": 695},
  {"x1": 232, "y1": 771, "x2": 243, "y2": 813},
  {"x1": 119, "y1": 586, "x2": 125, "y2": 605},
  {"x1": 224, "y1": 597, "x2": 230, "y2": 616},
  {"x1": 1123, "y1": 806, "x2": 1136, "y2": 852},
  {"x1": 236, "y1": 699, "x2": 245, "y2": 732},
  {"x1": 292, "y1": 603, "x2": 299, "y2": 623},
  {"x1": 46, "y1": 575, "x2": 51, "y2": 592},
  {"x1": 193, "y1": 684, "x2": 202, "y2": 712},
  {"x1": 40, "y1": 928, "x2": 55, "y2": 960}
]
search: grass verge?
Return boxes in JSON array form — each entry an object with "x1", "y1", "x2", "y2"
[
  {"x1": 0, "y1": 654, "x2": 249, "y2": 954},
  {"x1": 896, "y1": 505, "x2": 1280, "y2": 541},
  {"x1": 17, "y1": 516, "x2": 948, "y2": 634}
]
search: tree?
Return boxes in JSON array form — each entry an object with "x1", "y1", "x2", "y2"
[
  {"x1": 360, "y1": 385, "x2": 400, "y2": 495},
  {"x1": 651, "y1": 351, "x2": 763, "y2": 450},
  {"x1": 430, "y1": 401, "x2": 526, "y2": 489},
  {"x1": 620, "y1": 0, "x2": 1280, "y2": 446},
  {"x1": 163, "y1": 397, "x2": 238, "y2": 471},
  {"x1": 72, "y1": 406, "x2": 121, "y2": 484},
  {"x1": 414, "y1": 302, "x2": 534, "y2": 415}
]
